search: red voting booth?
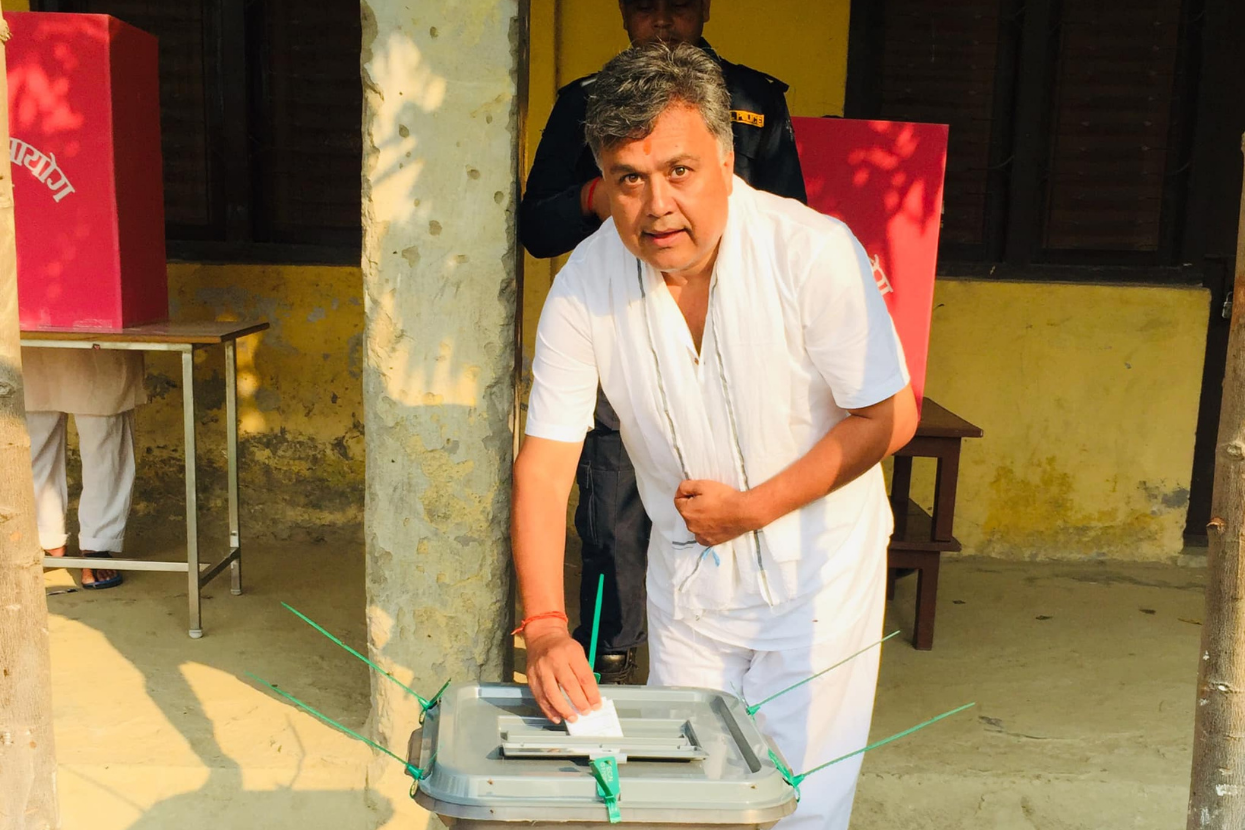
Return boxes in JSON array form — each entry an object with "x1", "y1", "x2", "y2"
[
  {"x1": 6, "y1": 11, "x2": 167, "y2": 329},
  {"x1": 793, "y1": 117, "x2": 948, "y2": 409}
]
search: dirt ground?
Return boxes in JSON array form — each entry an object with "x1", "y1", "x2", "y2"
[{"x1": 44, "y1": 530, "x2": 1204, "y2": 829}]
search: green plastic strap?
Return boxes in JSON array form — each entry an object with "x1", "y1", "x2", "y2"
[
  {"x1": 282, "y1": 603, "x2": 440, "y2": 711},
  {"x1": 425, "y1": 678, "x2": 451, "y2": 709},
  {"x1": 587, "y1": 574, "x2": 605, "y2": 683},
  {"x1": 588, "y1": 756, "x2": 622, "y2": 824},
  {"x1": 746, "y1": 630, "x2": 901, "y2": 717},
  {"x1": 417, "y1": 678, "x2": 454, "y2": 725},
  {"x1": 247, "y1": 672, "x2": 435, "y2": 782},
  {"x1": 792, "y1": 702, "x2": 976, "y2": 785}
]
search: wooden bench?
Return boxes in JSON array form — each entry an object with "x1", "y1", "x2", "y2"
[{"x1": 887, "y1": 399, "x2": 983, "y2": 650}]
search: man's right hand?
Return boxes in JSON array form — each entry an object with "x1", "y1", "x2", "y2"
[{"x1": 523, "y1": 618, "x2": 602, "y2": 724}]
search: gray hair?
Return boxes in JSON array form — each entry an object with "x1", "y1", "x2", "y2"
[{"x1": 584, "y1": 42, "x2": 734, "y2": 165}]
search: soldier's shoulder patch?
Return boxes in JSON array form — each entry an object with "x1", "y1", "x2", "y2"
[{"x1": 730, "y1": 110, "x2": 765, "y2": 128}]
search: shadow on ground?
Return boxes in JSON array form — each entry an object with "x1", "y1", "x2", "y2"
[{"x1": 46, "y1": 524, "x2": 394, "y2": 830}]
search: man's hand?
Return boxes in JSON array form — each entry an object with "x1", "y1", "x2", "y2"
[
  {"x1": 674, "y1": 479, "x2": 760, "y2": 547},
  {"x1": 523, "y1": 619, "x2": 602, "y2": 725}
]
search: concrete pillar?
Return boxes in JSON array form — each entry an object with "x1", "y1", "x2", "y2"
[{"x1": 360, "y1": 1, "x2": 519, "y2": 824}]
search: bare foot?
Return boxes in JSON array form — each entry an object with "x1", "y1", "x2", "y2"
[
  {"x1": 80, "y1": 550, "x2": 121, "y2": 587},
  {"x1": 46, "y1": 546, "x2": 118, "y2": 587}
]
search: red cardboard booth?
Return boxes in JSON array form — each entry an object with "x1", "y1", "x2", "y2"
[
  {"x1": 793, "y1": 117, "x2": 948, "y2": 410},
  {"x1": 6, "y1": 11, "x2": 167, "y2": 329}
]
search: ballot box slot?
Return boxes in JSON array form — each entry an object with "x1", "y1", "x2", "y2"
[{"x1": 499, "y1": 715, "x2": 706, "y2": 762}]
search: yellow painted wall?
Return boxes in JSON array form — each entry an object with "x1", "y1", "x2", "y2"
[
  {"x1": 913, "y1": 279, "x2": 1208, "y2": 561},
  {"x1": 1, "y1": 1, "x2": 30, "y2": 12},
  {"x1": 131, "y1": 264, "x2": 365, "y2": 537},
  {"x1": 554, "y1": 1, "x2": 849, "y2": 115}
]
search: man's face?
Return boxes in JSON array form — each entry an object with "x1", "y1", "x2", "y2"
[
  {"x1": 599, "y1": 103, "x2": 734, "y2": 279},
  {"x1": 619, "y1": 0, "x2": 710, "y2": 46}
]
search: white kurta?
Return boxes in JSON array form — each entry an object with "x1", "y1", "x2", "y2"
[
  {"x1": 21, "y1": 348, "x2": 146, "y2": 415},
  {"x1": 525, "y1": 179, "x2": 907, "y2": 649}
]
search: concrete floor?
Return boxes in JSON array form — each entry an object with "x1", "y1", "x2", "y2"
[
  {"x1": 44, "y1": 533, "x2": 1205, "y2": 829},
  {"x1": 860, "y1": 560, "x2": 1202, "y2": 829}
]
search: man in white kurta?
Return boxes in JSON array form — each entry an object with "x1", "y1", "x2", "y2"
[
  {"x1": 511, "y1": 43, "x2": 917, "y2": 829},
  {"x1": 23, "y1": 348, "x2": 145, "y2": 589}
]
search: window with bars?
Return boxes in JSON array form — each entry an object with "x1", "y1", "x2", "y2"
[
  {"x1": 850, "y1": 0, "x2": 1197, "y2": 277},
  {"x1": 37, "y1": 0, "x2": 363, "y2": 263}
]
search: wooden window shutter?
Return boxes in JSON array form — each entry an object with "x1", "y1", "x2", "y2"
[
  {"x1": 1041, "y1": 0, "x2": 1184, "y2": 253},
  {"x1": 250, "y1": 0, "x2": 362, "y2": 247},
  {"x1": 877, "y1": 0, "x2": 1003, "y2": 249},
  {"x1": 70, "y1": 0, "x2": 217, "y2": 236}
]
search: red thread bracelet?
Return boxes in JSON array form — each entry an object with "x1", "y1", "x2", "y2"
[
  {"x1": 512, "y1": 610, "x2": 569, "y2": 636},
  {"x1": 585, "y1": 177, "x2": 602, "y2": 216}
]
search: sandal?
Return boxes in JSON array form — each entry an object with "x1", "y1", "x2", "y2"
[{"x1": 81, "y1": 551, "x2": 124, "y2": 590}]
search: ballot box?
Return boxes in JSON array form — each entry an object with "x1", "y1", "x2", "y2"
[
  {"x1": 792, "y1": 117, "x2": 948, "y2": 411},
  {"x1": 408, "y1": 683, "x2": 797, "y2": 828},
  {"x1": 5, "y1": 11, "x2": 167, "y2": 329}
]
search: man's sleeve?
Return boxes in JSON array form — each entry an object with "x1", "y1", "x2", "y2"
[
  {"x1": 519, "y1": 87, "x2": 603, "y2": 259},
  {"x1": 799, "y1": 226, "x2": 909, "y2": 410},
  {"x1": 753, "y1": 85, "x2": 808, "y2": 204},
  {"x1": 525, "y1": 266, "x2": 600, "y2": 442}
]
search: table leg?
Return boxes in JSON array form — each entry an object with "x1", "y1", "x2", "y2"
[
  {"x1": 891, "y1": 455, "x2": 913, "y2": 508},
  {"x1": 890, "y1": 455, "x2": 914, "y2": 542},
  {"x1": 225, "y1": 340, "x2": 242, "y2": 596},
  {"x1": 913, "y1": 553, "x2": 940, "y2": 651},
  {"x1": 932, "y1": 442, "x2": 963, "y2": 543},
  {"x1": 183, "y1": 350, "x2": 203, "y2": 638}
]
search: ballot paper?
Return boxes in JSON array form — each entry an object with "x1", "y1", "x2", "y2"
[{"x1": 565, "y1": 697, "x2": 624, "y2": 738}]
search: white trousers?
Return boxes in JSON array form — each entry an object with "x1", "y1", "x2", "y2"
[
  {"x1": 27, "y1": 411, "x2": 137, "y2": 553},
  {"x1": 647, "y1": 579, "x2": 886, "y2": 830}
]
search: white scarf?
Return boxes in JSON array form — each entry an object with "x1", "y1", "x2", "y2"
[{"x1": 608, "y1": 181, "x2": 806, "y2": 618}]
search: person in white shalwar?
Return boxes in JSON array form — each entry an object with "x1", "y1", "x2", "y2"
[
  {"x1": 23, "y1": 347, "x2": 146, "y2": 589},
  {"x1": 511, "y1": 43, "x2": 918, "y2": 829}
]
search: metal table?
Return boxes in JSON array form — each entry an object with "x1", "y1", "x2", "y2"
[{"x1": 21, "y1": 321, "x2": 269, "y2": 638}]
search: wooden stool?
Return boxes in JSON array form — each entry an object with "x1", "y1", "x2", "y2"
[{"x1": 887, "y1": 399, "x2": 982, "y2": 650}]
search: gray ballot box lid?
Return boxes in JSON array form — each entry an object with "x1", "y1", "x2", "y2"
[{"x1": 409, "y1": 682, "x2": 798, "y2": 827}]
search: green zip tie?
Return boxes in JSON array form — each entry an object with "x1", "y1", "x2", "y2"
[
  {"x1": 745, "y1": 631, "x2": 902, "y2": 717},
  {"x1": 418, "y1": 679, "x2": 453, "y2": 725},
  {"x1": 246, "y1": 672, "x2": 435, "y2": 782},
  {"x1": 588, "y1": 755, "x2": 622, "y2": 824},
  {"x1": 425, "y1": 678, "x2": 451, "y2": 709},
  {"x1": 420, "y1": 676, "x2": 455, "y2": 721},
  {"x1": 587, "y1": 574, "x2": 605, "y2": 683},
  {"x1": 791, "y1": 702, "x2": 976, "y2": 787},
  {"x1": 282, "y1": 602, "x2": 445, "y2": 713}
]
